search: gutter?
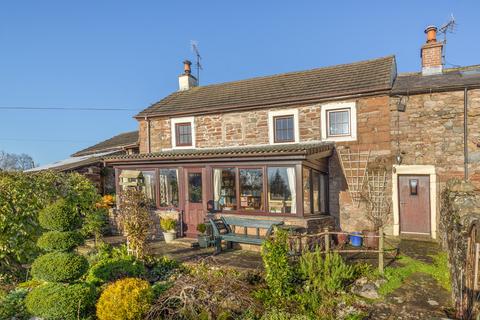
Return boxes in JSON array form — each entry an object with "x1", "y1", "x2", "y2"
[
  {"x1": 464, "y1": 87, "x2": 469, "y2": 181},
  {"x1": 145, "y1": 116, "x2": 151, "y2": 153}
]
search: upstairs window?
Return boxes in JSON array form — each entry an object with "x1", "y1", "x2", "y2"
[
  {"x1": 321, "y1": 102, "x2": 357, "y2": 142},
  {"x1": 175, "y1": 123, "x2": 192, "y2": 146},
  {"x1": 327, "y1": 109, "x2": 350, "y2": 136},
  {"x1": 268, "y1": 109, "x2": 299, "y2": 144},
  {"x1": 171, "y1": 116, "x2": 195, "y2": 148},
  {"x1": 274, "y1": 116, "x2": 295, "y2": 143}
]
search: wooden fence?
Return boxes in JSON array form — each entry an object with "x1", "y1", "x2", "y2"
[{"x1": 287, "y1": 227, "x2": 397, "y2": 273}]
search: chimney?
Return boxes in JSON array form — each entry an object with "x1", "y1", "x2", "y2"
[
  {"x1": 421, "y1": 26, "x2": 444, "y2": 76},
  {"x1": 178, "y1": 60, "x2": 198, "y2": 91}
]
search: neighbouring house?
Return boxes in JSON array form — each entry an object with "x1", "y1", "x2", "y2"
[
  {"x1": 27, "y1": 131, "x2": 139, "y2": 194},
  {"x1": 106, "y1": 26, "x2": 480, "y2": 241}
]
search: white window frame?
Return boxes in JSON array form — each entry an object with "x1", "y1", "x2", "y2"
[
  {"x1": 321, "y1": 102, "x2": 357, "y2": 142},
  {"x1": 268, "y1": 109, "x2": 300, "y2": 144},
  {"x1": 171, "y1": 116, "x2": 195, "y2": 149}
]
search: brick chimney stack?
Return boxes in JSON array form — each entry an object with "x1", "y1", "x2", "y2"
[
  {"x1": 178, "y1": 60, "x2": 198, "y2": 91},
  {"x1": 421, "y1": 26, "x2": 444, "y2": 76}
]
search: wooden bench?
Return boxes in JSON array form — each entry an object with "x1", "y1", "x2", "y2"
[{"x1": 208, "y1": 216, "x2": 284, "y2": 253}]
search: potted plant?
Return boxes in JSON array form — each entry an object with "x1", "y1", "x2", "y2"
[
  {"x1": 160, "y1": 218, "x2": 177, "y2": 243},
  {"x1": 197, "y1": 223, "x2": 210, "y2": 248}
]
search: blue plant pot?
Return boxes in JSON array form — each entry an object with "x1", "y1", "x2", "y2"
[{"x1": 350, "y1": 232, "x2": 363, "y2": 247}]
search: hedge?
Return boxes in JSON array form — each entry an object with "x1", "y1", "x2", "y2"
[
  {"x1": 96, "y1": 278, "x2": 153, "y2": 320},
  {"x1": 37, "y1": 231, "x2": 84, "y2": 252},
  {"x1": 38, "y1": 198, "x2": 80, "y2": 231},
  {"x1": 31, "y1": 252, "x2": 88, "y2": 283},
  {"x1": 25, "y1": 282, "x2": 96, "y2": 320},
  {"x1": 87, "y1": 257, "x2": 146, "y2": 285}
]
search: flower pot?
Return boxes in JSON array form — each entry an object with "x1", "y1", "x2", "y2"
[
  {"x1": 197, "y1": 234, "x2": 210, "y2": 248},
  {"x1": 350, "y1": 232, "x2": 363, "y2": 247},
  {"x1": 163, "y1": 231, "x2": 176, "y2": 243},
  {"x1": 335, "y1": 233, "x2": 349, "y2": 246},
  {"x1": 363, "y1": 230, "x2": 379, "y2": 249}
]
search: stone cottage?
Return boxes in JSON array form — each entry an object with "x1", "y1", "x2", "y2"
[{"x1": 105, "y1": 26, "x2": 480, "y2": 241}]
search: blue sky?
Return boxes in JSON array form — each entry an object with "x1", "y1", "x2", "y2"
[{"x1": 1, "y1": 1, "x2": 479, "y2": 165}]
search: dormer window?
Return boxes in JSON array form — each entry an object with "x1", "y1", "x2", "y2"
[
  {"x1": 171, "y1": 116, "x2": 195, "y2": 149},
  {"x1": 268, "y1": 109, "x2": 299, "y2": 144},
  {"x1": 175, "y1": 123, "x2": 192, "y2": 146}
]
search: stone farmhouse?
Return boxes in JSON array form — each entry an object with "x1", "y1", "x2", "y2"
[{"x1": 105, "y1": 26, "x2": 480, "y2": 240}]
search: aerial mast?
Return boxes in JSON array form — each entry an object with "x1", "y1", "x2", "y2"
[{"x1": 190, "y1": 40, "x2": 203, "y2": 84}]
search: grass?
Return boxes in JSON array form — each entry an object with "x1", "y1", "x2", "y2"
[{"x1": 379, "y1": 252, "x2": 450, "y2": 296}]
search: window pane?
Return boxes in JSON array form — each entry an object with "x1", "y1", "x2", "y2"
[
  {"x1": 159, "y1": 169, "x2": 179, "y2": 207},
  {"x1": 274, "y1": 116, "x2": 294, "y2": 142},
  {"x1": 188, "y1": 172, "x2": 202, "y2": 203},
  {"x1": 239, "y1": 169, "x2": 263, "y2": 211},
  {"x1": 267, "y1": 167, "x2": 296, "y2": 214},
  {"x1": 176, "y1": 123, "x2": 192, "y2": 146},
  {"x1": 141, "y1": 171, "x2": 156, "y2": 207},
  {"x1": 303, "y1": 168, "x2": 311, "y2": 215},
  {"x1": 312, "y1": 171, "x2": 320, "y2": 213},
  {"x1": 213, "y1": 168, "x2": 237, "y2": 211},
  {"x1": 328, "y1": 110, "x2": 350, "y2": 136}
]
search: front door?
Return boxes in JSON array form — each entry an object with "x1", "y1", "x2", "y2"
[
  {"x1": 184, "y1": 168, "x2": 206, "y2": 237},
  {"x1": 398, "y1": 175, "x2": 431, "y2": 236}
]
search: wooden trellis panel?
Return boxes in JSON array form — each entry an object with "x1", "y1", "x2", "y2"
[
  {"x1": 338, "y1": 149, "x2": 371, "y2": 206},
  {"x1": 366, "y1": 167, "x2": 389, "y2": 221}
]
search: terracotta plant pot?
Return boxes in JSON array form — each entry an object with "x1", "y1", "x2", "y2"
[
  {"x1": 163, "y1": 231, "x2": 176, "y2": 243},
  {"x1": 363, "y1": 230, "x2": 379, "y2": 249},
  {"x1": 335, "y1": 233, "x2": 349, "y2": 246}
]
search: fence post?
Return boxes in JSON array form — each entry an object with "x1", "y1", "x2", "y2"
[
  {"x1": 324, "y1": 227, "x2": 330, "y2": 253},
  {"x1": 378, "y1": 226, "x2": 384, "y2": 274}
]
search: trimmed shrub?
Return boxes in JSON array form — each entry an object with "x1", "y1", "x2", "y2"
[
  {"x1": 25, "y1": 282, "x2": 96, "y2": 320},
  {"x1": 37, "y1": 230, "x2": 84, "y2": 252},
  {"x1": 87, "y1": 257, "x2": 146, "y2": 285},
  {"x1": 38, "y1": 199, "x2": 80, "y2": 231},
  {"x1": 96, "y1": 277, "x2": 153, "y2": 320},
  {"x1": 0, "y1": 288, "x2": 30, "y2": 320},
  {"x1": 31, "y1": 252, "x2": 88, "y2": 283}
]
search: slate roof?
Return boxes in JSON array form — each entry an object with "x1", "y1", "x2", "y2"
[
  {"x1": 105, "y1": 142, "x2": 334, "y2": 163},
  {"x1": 392, "y1": 65, "x2": 480, "y2": 95},
  {"x1": 136, "y1": 56, "x2": 396, "y2": 118},
  {"x1": 72, "y1": 131, "x2": 139, "y2": 157}
]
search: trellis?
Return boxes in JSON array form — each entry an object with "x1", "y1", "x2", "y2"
[
  {"x1": 337, "y1": 148, "x2": 371, "y2": 206},
  {"x1": 365, "y1": 167, "x2": 390, "y2": 228}
]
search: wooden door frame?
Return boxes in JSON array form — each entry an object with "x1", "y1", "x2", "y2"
[
  {"x1": 392, "y1": 165, "x2": 437, "y2": 239},
  {"x1": 183, "y1": 167, "x2": 207, "y2": 236}
]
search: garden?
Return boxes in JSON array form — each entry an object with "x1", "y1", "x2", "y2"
[{"x1": 0, "y1": 171, "x2": 452, "y2": 320}]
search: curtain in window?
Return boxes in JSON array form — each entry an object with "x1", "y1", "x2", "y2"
[
  {"x1": 286, "y1": 167, "x2": 296, "y2": 214},
  {"x1": 159, "y1": 173, "x2": 169, "y2": 206},
  {"x1": 213, "y1": 169, "x2": 222, "y2": 210}
]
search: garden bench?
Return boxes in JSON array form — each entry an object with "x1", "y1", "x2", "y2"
[{"x1": 208, "y1": 216, "x2": 284, "y2": 254}]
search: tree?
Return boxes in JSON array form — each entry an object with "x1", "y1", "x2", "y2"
[{"x1": 0, "y1": 151, "x2": 35, "y2": 171}]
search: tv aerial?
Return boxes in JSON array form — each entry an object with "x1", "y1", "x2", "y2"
[
  {"x1": 190, "y1": 40, "x2": 203, "y2": 84},
  {"x1": 438, "y1": 14, "x2": 458, "y2": 67}
]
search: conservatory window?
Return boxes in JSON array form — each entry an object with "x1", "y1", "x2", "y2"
[{"x1": 267, "y1": 167, "x2": 296, "y2": 214}]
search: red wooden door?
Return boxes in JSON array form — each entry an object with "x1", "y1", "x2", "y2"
[
  {"x1": 183, "y1": 168, "x2": 206, "y2": 237},
  {"x1": 398, "y1": 175, "x2": 431, "y2": 236}
]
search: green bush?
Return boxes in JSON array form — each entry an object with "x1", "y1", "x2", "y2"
[
  {"x1": 160, "y1": 218, "x2": 177, "y2": 231},
  {"x1": 260, "y1": 228, "x2": 294, "y2": 306},
  {"x1": 144, "y1": 255, "x2": 180, "y2": 282},
  {"x1": 96, "y1": 277, "x2": 153, "y2": 320},
  {"x1": 25, "y1": 282, "x2": 96, "y2": 320},
  {"x1": 38, "y1": 199, "x2": 81, "y2": 231},
  {"x1": 37, "y1": 230, "x2": 84, "y2": 252},
  {"x1": 87, "y1": 257, "x2": 146, "y2": 285},
  {"x1": 31, "y1": 252, "x2": 89, "y2": 283},
  {"x1": 0, "y1": 288, "x2": 30, "y2": 320}
]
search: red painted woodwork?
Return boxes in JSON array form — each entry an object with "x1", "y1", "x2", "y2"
[
  {"x1": 183, "y1": 168, "x2": 206, "y2": 237},
  {"x1": 398, "y1": 175, "x2": 431, "y2": 235}
]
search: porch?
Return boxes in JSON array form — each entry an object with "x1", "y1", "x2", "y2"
[{"x1": 106, "y1": 142, "x2": 337, "y2": 239}]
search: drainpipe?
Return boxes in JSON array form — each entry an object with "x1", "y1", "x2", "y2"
[
  {"x1": 145, "y1": 116, "x2": 151, "y2": 153},
  {"x1": 464, "y1": 87, "x2": 469, "y2": 181}
]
